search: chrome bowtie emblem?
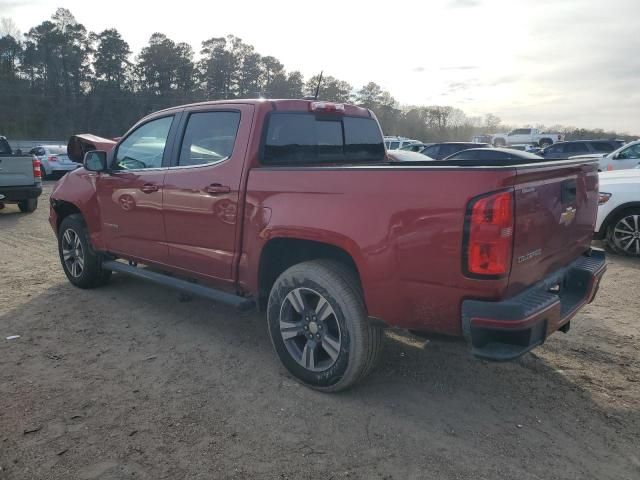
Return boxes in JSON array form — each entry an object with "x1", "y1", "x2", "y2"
[{"x1": 559, "y1": 206, "x2": 577, "y2": 226}]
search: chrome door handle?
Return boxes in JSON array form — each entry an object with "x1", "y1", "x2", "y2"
[
  {"x1": 204, "y1": 184, "x2": 230, "y2": 195},
  {"x1": 140, "y1": 183, "x2": 159, "y2": 194}
]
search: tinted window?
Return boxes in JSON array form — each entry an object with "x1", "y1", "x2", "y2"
[
  {"x1": 115, "y1": 116, "x2": 173, "y2": 170},
  {"x1": 564, "y1": 142, "x2": 589, "y2": 153},
  {"x1": 591, "y1": 142, "x2": 615, "y2": 152},
  {"x1": 178, "y1": 111, "x2": 240, "y2": 167},
  {"x1": 545, "y1": 144, "x2": 563, "y2": 154},
  {"x1": 389, "y1": 141, "x2": 400, "y2": 150},
  {"x1": 343, "y1": 116, "x2": 385, "y2": 161},
  {"x1": 263, "y1": 113, "x2": 384, "y2": 165},
  {"x1": 511, "y1": 129, "x2": 530, "y2": 135},
  {"x1": 439, "y1": 144, "x2": 465, "y2": 157},
  {"x1": 422, "y1": 145, "x2": 439, "y2": 157}
]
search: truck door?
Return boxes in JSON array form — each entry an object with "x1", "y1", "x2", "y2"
[
  {"x1": 95, "y1": 114, "x2": 178, "y2": 265},
  {"x1": 162, "y1": 104, "x2": 254, "y2": 283}
]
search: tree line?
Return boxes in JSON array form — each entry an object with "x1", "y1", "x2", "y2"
[{"x1": 0, "y1": 9, "x2": 635, "y2": 142}]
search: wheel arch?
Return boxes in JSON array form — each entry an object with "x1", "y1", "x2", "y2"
[
  {"x1": 599, "y1": 202, "x2": 640, "y2": 237},
  {"x1": 51, "y1": 199, "x2": 82, "y2": 231},
  {"x1": 256, "y1": 236, "x2": 364, "y2": 311}
]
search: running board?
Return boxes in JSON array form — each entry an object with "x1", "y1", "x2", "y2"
[{"x1": 102, "y1": 260, "x2": 254, "y2": 311}]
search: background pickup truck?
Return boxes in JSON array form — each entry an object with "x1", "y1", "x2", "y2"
[
  {"x1": 48, "y1": 99, "x2": 605, "y2": 391},
  {"x1": 0, "y1": 136, "x2": 42, "y2": 212},
  {"x1": 492, "y1": 128, "x2": 564, "y2": 147}
]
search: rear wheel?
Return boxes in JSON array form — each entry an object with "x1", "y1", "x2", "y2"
[
  {"x1": 267, "y1": 260, "x2": 383, "y2": 392},
  {"x1": 539, "y1": 138, "x2": 553, "y2": 148},
  {"x1": 606, "y1": 209, "x2": 640, "y2": 257},
  {"x1": 18, "y1": 198, "x2": 38, "y2": 213},
  {"x1": 58, "y1": 214, "x2": 112, "y2": 288},
  {"x1": 493, "y1": 138, "x2": 506, "y2": 147},
  {"x1": 40, "y1": 165, "x2": 48, "y2": 179}
]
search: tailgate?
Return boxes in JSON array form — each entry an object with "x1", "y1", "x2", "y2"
[
  {"x1": 0, "y1": 156, "x2": 35, "y2": 187},
  {"x1": 508, "y1": 160, "x2": 599, "y2": 294}
]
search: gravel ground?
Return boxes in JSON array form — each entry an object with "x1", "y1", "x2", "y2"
[{"x1": 0, "y1": 181, "x2": 638, "y2": 480}]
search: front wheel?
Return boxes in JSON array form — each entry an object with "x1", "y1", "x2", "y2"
[
  {"x1": 18, "y1": 198, "x2": 38, "y2": 213},
  {"x1": 493, "y1": 139, "x2": 506, "y2": 147},
  {"x1": 267, "y1": 260, "x2": 383, "y2": 392},
  {"x1": 58, "y1": 214, "x2": 112, "y2": 288},
  {"x1": 606, "y1": 209, "x2": 640, "y2": 257}
]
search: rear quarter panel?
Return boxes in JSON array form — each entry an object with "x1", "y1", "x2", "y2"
[{"x1": 241, "y1": 166, "x2": 519, "y2": 335}]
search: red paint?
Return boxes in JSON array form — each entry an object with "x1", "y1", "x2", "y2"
[{"x1": 50, "y1": 99, "x2": 603, "y2": 338}]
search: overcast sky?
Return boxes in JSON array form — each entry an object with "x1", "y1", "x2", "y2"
[{"x1": 3, "y1": 0, "x2": 639, "y2": 133}]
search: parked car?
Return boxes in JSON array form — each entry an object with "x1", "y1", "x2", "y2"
[
  {"x1": 384, "y1": 136, "x2": 419, "y2": 150},
  {"x1": 471, "y1": 135, "x2": 493, "y2": 144},
  {"x1": 49, "y1": 99, "x2": 605, "y2": 391},
  {"x1": 492, "y1": 128, "x2": 564, "y2": 148},
  {"x1": 399, "y1": 142, "x2": 433, "y2": 152},
  {"x1": 571, "y1": 140, "x2": 640, "y2": 171},
  {"x1": 443, "y1": 148, "x2": 544, "y2": 164},
  {"x1": 29, "y1": 144, "x2": 81, "y2": 178},
  {"x1": 538, "y1": 140, "x2": 622, "y2": 161},
  {"x1": 595, "y1": 169, "x2": 640, "y2": 257},
  {"x1": 387, "y1": 150, "x2": 435, "y2": 162},
  {"x1": 0, "y1": 136, "x2": 42, "y2": 212},
  {"x1": 420, "y1": 142, "x2": 489, "y2": 160}
]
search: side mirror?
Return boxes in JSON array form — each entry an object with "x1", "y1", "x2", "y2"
[{"x1": 84, "y1": 150, "x2": 108, "y2": 172}]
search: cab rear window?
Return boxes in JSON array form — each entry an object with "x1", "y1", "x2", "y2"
[{"x1": 262, "y1": 113, "x2": 385, "y2": 165}]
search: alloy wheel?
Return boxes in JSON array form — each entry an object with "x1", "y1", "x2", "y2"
[
  {"x1": 612, "y1": 214, "x2": 640, "y2": 255},
  {"x1": 61, "y1": 228, "x2": 85, "y2": 277},
  {"x1": 279, "y1": 287, "x2": 342, "y2": 372}
]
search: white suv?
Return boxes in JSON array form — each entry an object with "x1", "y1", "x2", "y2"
[
  {"x1": 572, "y1": 140, "x2": 640, "y2": 172},
  {"x1": 595, "y1": 169, "x2": 640, "y2": 256}
]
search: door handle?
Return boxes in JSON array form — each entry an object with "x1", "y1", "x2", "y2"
[
  {"x1": 140, "y1": 183, "x2": 159, "y2": 194},
  {"x1": 204, "y1": 184, "x2": 231, "y2": 195}
]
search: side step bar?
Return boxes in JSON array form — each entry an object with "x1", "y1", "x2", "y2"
[{"x1": 102, "y1": 260, "x2": 254, "y2": 311}]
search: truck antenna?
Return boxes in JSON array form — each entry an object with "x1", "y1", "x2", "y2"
[{"x1": 314, "y1": 71, "x2": 323, "y2": 99}]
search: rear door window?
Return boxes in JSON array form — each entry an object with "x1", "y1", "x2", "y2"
[
  {"x1": 262, "y1": 113, "x2": 384, "y2": 165},
  {"x1": 178, "y1": 111, "x2": 241, "y2": 167}
]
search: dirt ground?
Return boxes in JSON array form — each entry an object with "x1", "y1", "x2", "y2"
[{"x1": 0, "y1": 181, "x2": 638, "y2": 480}]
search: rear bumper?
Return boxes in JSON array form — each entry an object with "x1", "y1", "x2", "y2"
[
  {"x1": 461, "y1": 249, "x2": 606, "y2": 361},
  {"x1": 0, "y1": 185, "x2": 42, "y2": 202}
]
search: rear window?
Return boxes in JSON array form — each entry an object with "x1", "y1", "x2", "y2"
[
  {"x1": 262, "y1": 113, "x2": 384, "y2": 165},
  {"x1": 0, "y1": 137, "x2": 11, "y2": 154}
]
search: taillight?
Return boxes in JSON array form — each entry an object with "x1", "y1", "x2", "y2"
[
  {"x1": 464, "y1": 190, "x2": 514, "y2": 277},
  {"x1": 33, "y1": 157, "x2": 42, "y2": 178},
  {"x1": 48, "y1": 155, "x2": 58, "y2": 162},
  {"x1": 310, "y1": 101, "x2": 345, "y2": 113}
]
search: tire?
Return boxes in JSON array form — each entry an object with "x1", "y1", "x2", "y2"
[
  {"x1": 605, "y1": 208, "x2": 640, "y2": 257},
  {"x1": 539, "y1": 138, "x2": 553, "y2": 148},
  {"x1": 493, "y1": 138, "x2": 506, "y2": 147},
  {"x1": 267, "y1": 260, "x2": 383, "y2": 392},
  {"x1": 58, "y1": 214, "x2": 112, "y2": 288},
  {"x1": 18, "y1": 198, "x2": 38, "y2": 213},
  {"x1": 40, "y1": 165, "x2": 48, "y2": 180}
]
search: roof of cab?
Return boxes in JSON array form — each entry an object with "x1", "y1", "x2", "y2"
[{"x1": 151, "y1": 98, "x2": 372, "y2": 118}]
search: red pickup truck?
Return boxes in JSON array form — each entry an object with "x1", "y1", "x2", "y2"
[{"x1": 49, "y1": 99, "x2": 606, "y2": 391}]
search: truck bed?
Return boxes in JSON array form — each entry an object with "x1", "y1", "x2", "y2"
[{"x1": 243, "y1": 158, "x2": 599, "y2": 334}]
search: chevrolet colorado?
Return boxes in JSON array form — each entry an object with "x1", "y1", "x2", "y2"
[
  {"x1": 49, "y1": 99, "x2": 606, "y2": 391},
  {"x1": 0, "y1": 136, "x2": 42, "y2": 212}
]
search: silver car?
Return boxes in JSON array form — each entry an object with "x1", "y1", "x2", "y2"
[{"x1": 29, "y1": 145, "x2": 80, "y2": 179}]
